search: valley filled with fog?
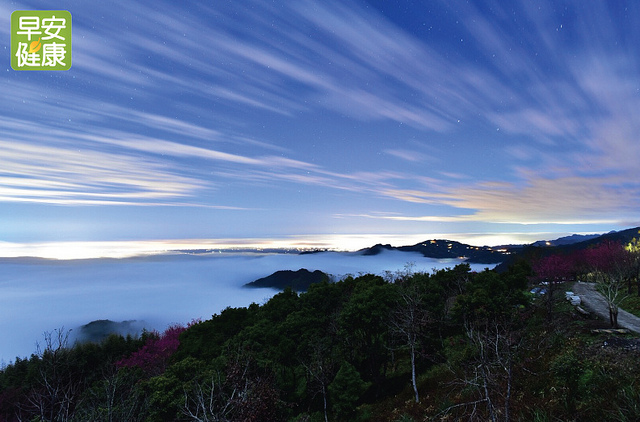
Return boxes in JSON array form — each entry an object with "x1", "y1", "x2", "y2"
[{"x1": 0, "y1": 250, "x2": 495, "y2": 364}]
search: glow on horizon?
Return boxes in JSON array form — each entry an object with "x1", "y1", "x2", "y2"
[{"x1": 0, "y1": 232, "x2": 590, "y2": 260}]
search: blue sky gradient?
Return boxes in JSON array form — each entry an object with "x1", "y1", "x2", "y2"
[{"x1": 2, "y1": 0, "x2": 640, "y2": 255}]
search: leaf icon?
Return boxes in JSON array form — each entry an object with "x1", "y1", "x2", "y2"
[{"x1": 28, "y1": 38, "x2": 42, "y2": 53}]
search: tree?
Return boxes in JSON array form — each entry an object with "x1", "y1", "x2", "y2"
[
  {"x1": 390, "y1": 272, "x2": 439, "y2": 403},
  {"x1": 182, "y1": 369, "x2": 238, "y2": 422},
  {"x1": 227, "y1": 288, "x2": 301, "y2": 403},
  {"x1": 532, "y1": 254, "x2": 573, "y2": 322},
  {"x1": 175, "y1": 307, "x2": 256, "y2": 362},
  {"x1": 431, "y1": 263, "x2": 472, "y2": 297},
  {"x1": 181, "y1": 355, "x2": 281, "y2": 422},
  {"x1": 328, "y1": 362, "x2": 369, "y2": 420},
  {"x1": 116, "y1": 324, "x2": 186, "y2": 376},
  {"x1": 298, "y1": 338, "x2": 335, "y2": 422},
  {"x1": 448, "y1": 269, "x2": 529, "y2": 421},
  {"x1": 626, "y1": 234, "x2": 640, "y2": 296},
  {"x1": 337, "y1": 276, "x2": 397, "y2": 393},
  {"x1": 581, "y1": 242, "x2": 630, "y2": 328},
  {"x1": 392, "y1": 286, "x2": 423, "y2": 403},
  {"x1": 461, "y1": 319, "x2": 523, "y2": 422},
  {"x1": 291, "y1": 281, "x2": 345, "y2": 422},
  {"x1": 26, "y1": 328, "x2": 81, "y2": 422},
  {"x1": 73, "y1": 367, "x2": 146, "y2": 422}
]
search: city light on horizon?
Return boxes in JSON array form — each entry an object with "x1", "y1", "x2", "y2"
[{"x1": 0, "y1": 231, "x2": 601, "y2": 260}]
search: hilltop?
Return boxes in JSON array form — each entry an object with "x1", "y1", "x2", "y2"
[
  {"x1": 244, "y1": 268, "x2": 328, "y2": 291},
  {"x1": 357, "y1": 239, "x2": 513, "y2": 263}
]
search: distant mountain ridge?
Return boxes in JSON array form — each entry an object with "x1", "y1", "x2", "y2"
[
  {"x1": 530, "y1": 233, "x2": 602, "y2": 247},
  {"x1": 357, "y1": 239, "x2": 511, "y2": 264},
  {"x1": 353, "y1": 227, "x2": 640, "y2": 265},
  {"x1": 532, "y1": 227, "x2": 640, "y2": 252},
  {"x1": 494, "y1": 227, "x2": 640, "y2": 272}
]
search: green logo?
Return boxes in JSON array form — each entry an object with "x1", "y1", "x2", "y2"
[{"x1": 11, "y1": 10, "x2": 72, "y2": 71}]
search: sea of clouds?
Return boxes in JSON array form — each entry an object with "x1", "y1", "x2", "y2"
[{"x1": 0, "y1": 250, "x2": 495, "y2": 364}]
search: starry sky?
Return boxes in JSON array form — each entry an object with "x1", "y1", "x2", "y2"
[{"x1": 2, "y1": 0, "x2": 640, "y2": 257}]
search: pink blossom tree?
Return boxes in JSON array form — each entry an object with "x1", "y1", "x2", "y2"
[
  {"x1": 532, "y1": 253, "x2": 574, "y2": 321},
  {"x1": 117, "y1": 324, "x2": 186, "y2": 376}
]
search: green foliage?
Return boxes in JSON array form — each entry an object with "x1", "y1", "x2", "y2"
[
  {"x1": 175, "y1": 305, "x2": 257, "y2": 361},
  {"x1": 338, "y1": 278, "x2": 397, "y2": 380},
  {"x1": 614, "y1": 385, "x2": 640, "y2": 421},
  {"x1": 73, "y1": 367, "x2": 147, "y2": 422},
  {"x1": 550, "y1": 349, "x2": 589, "y2": 414},
  {"x1": 328, "y1": 361, "x2": 370, "y2": 419}
]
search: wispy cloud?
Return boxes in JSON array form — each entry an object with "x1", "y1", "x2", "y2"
[
  {"x1": 384, "y1": 149, "x2": 429, "y2": 163},
  {"x1": 441, "y1": 177, "x2": 635, "y2": 225},
  {"x1": 2, "y1": 0, "x2": 640, "y2": 236},
  {"x1": 339, "y1": 212, "x2": 473, "y2": 224},
  {"x1": 0, "y1": 138, "x2": 201, "y2": 205}
]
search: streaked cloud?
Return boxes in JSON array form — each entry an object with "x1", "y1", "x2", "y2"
[
  {"x1": 0, "y1": 139, "x2": 200, "y2": 205},
  {"x1": 2, "y1": 0, "x2": 640, "y2": 245},
  {"x1": 384, "y1": 149, "x2": 428, "y2": 163},
  {"x1": 442, "y1": 177, "x2": 635, "y2": 225}
]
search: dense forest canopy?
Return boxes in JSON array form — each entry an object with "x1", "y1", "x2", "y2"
[{"x1": 3, "y1": 245, "x2": 640, "y2": 421}]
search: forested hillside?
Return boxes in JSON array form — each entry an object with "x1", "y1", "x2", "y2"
[{"x1": 2, "y1": 256, "x2": 640, "y2": 421}]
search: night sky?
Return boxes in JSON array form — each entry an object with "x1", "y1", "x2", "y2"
[{"x1": 2, "y1": 0, "x2": 640, "y2": 257}]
